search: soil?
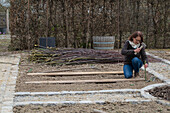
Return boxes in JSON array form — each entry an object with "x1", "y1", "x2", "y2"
[
  {"x1": 15, "y1": 53, "x2": 163, "y2": 92},
  {"x1": 147, "y1": 49, "x2": 170, "y2": 61},
  {"x1": 13, "y1": 101, "x2": 170, "y2": 113},
  {"x1": 149, "y1": 85, "x2": 170, "y2": 101}
]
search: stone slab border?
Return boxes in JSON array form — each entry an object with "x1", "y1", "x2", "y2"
[{"x1": 15, "y1": 89, "x2": 141, "y2": 96}]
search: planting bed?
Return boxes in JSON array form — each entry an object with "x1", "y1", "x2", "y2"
[
  {"x1": 13, "y1": 101, "x2": 170, "y2": 113},
  {"x1": 13, "y1": 49, "x2": 169, "y2": 113},
  {"x1": 16, "y1": 52, "x2": 162, "y2": 92}
]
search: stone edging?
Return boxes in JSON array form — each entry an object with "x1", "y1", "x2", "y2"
[{"x1": 14, "y1": 89, "x2": 141, "y2": 96}]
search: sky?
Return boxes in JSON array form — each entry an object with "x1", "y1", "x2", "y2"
[{"x1": 0, "y1": 0, "x2": 10, "y2": 7}]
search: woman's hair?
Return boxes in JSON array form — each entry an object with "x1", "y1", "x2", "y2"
[{"x1": 128, "y1": 31, "x2": 143, "y2": 42}]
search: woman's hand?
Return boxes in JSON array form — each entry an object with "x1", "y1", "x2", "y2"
[
  {"x1": 144, "y1": 63, "x2": 148, "y2": 68},
  {"x1": 134, "y1": 48, "x2": 141, "y2": 53}
]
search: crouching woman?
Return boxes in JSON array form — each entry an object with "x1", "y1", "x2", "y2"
[{"x1": 121, "y1": 31, "x2": 148, "y2": 78}]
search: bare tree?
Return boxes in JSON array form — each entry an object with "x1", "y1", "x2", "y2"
[{"x1": 9, "y1": 0, "x2": 170, "y2": 50}]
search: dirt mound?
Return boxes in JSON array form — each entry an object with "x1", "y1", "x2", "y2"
[{"x1": 149, "y1": 85, "x2": 170, "y2": 101}]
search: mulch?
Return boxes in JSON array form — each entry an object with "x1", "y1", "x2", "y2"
[{"x1": 149, "y1": 85, "x2": 170, "y2": 101}]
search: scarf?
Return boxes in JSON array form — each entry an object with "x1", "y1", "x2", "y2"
[{"x1": 129, "y1": 40, "x2": 140, "y2": 49}]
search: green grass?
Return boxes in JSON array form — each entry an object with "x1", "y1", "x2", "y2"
[{"x1": 0, "y1": 39, "x2": 11, "y2": 52}]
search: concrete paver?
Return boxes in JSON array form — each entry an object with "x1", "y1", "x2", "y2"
[{"x1": 0, "y1": 54, "x2": 20, "y2": 113}]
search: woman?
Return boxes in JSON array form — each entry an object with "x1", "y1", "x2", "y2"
[{"x1": 121, "y1": 31, "x2": 148, "y2": 78}]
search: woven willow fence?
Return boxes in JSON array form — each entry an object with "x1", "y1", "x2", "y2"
[{"x1": 9, "y1": 0, "x2": 169, "y2": 50}]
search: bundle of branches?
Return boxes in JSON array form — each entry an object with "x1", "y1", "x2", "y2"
[{"x1": 29, "y1": 48, "x2": 124, "y2": 65}]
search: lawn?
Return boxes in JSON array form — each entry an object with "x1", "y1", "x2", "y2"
[{"x1": 0, "y1": 39, "x2": 10, "y2": 52}]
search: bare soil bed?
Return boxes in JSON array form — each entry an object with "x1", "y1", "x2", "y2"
[
  {"x1": 16, "y1": 52, "x2": 162, "y2": 92},
  {"x1": 13, "y1": 101, "x2": 170, "y2": 113},
  {"x1": 14, "y1": 49, "x2": 169, "y2": 113}
]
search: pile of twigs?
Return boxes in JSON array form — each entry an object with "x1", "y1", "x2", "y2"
[{"x1": 29, "y1": 48, "x2": 124, "y2": 65}]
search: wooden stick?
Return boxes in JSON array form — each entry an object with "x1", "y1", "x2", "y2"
[
  {"x1": 27, "y1": 71, "x2": 124, "y2": 76},
  {"x1": 144, "y1": 61, "x2": 147, "y2": 81},
  {"x1": 25, "y1": 78, "x2": 145, "y2": 84},
  {"x1": 41, "y1": 67, "x2": 100, "y2": 73}
]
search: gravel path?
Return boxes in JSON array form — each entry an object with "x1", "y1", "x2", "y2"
[
  {"x1": 0, "y1": 54, "x2": 20, "y2": 113},
  {"x1": 144, "y1": 52, "x2": 170, "y2": 83},
  {"x1": 147, "y1": 62, "x2": 170, "y2": 79}
]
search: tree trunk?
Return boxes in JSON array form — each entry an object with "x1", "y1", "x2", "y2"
[
  {"x1": 27, "y1": 0, "x2": 30, "y2": 50},
  {"x1": 146, "y1": 0, "x2": 149, "y2": 47},
  {"x1": 90, "y1": 0, "x2": 94, "y2": 49},
  {"x1": 82, "y1": 0, "x2": 86, "y2": 48},
  {"x1": 62, "y1": 0, "x2": 69, "y2": 48},
  {"x1": 117, "y1": 0, "x2": 121, "y2": 49},
  {"x1": 86, "y1": 0, "x2": 91, "y2": 48},
  {"x1": 163, "y1": 0, "x2": 168, "y2": 48},
  {"x1": 103, "y1": 0, "x2": 106, "y2": 35},
  {"x1": 136, "y1": 0, "x2": 140, "y2": 30},
  {"x1": 46, "y1": 0, "x2": 49, "y2": 38},
  {"x1": 151, "y1": 2, "x2": 158, "y2": 48},
  {"x1": 71, "y1": 1, "x2": 77, "y2": 48}
]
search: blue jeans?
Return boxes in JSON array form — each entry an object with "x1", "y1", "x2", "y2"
[{"x1": 123, "y1": 57, "x2": 143, "y2": 78}]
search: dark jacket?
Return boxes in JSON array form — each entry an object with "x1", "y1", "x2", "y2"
[{"x1": 121, "y1": 40, "x2": 148, "y2": 65}]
